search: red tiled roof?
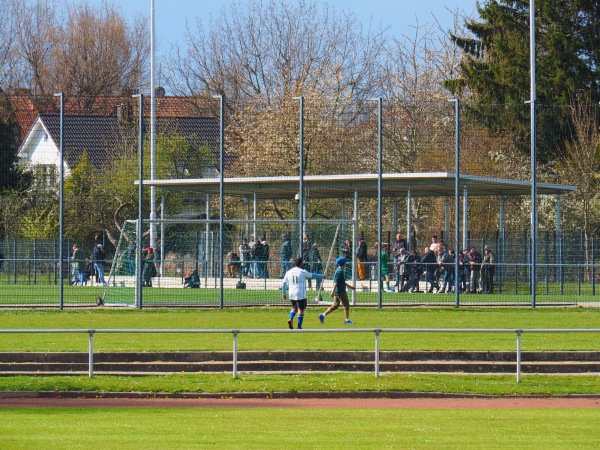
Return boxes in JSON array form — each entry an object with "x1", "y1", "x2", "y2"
[{"x1": 6, "y1": 95, "x2": 218, "y2": 141}]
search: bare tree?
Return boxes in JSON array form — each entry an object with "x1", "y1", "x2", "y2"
[
  {"x1": 10, "y1": 0, "x2": 57, "y2": 95},
  {"x1": 167, "y1": 0, "x2": 387, "y2": 105},
  {"x1": 0, "y1": 0, "x2": 17, "y2": 89},
  {"x1": 53, "y1": 2, "x2": 149, "y2": 106},
  {"x1": 8, "y1": 0, "x2": 149, "y2": 104},
  {"x1": 378, "y1": 9, "x2": 474, "y2": 174},
  {"x1": 560, "y1": 97, "x2": 600, "y2": 253}
]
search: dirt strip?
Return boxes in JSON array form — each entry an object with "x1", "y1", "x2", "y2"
[{"x1": 2, "y1": 396, "x2": 600, "y2": 409}]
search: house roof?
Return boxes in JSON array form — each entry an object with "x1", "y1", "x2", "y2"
[
  {"x1": 20, "y1": 113, "x2": 223, "y2": 172},
  {"x1": 7, "y1": 94, "x2": 217, "y2": 141}
]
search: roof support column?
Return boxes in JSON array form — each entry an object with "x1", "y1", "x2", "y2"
[
  {"x1": 245, "y1": 198, "x2": 251, "y2": 240},
  {"x1": 462, "y1": 186, "x2": 468, "y2": 251},
  {"x1": 556, "y1": 195, "x2": 562, "y2": 293},
  {"x1": 444, "y1": 198, "x2": 449, "y2": 243},
  {"x1": 253, "y1": 193, "x2": 257, "y2": 243},
  {"x1": 392, "y1": 201, "x2": 398, "y2": 235},
  {"x1": 159, "y1": 193, "x2": 165, "y2": 278},
  {"x1": 205, "y1": 193, "x2": 211, "y2": 278},
  {"x1": 407, "y1": 187, "x2": 412, "y2": 251},
  {"x1": 352, "y1": 189, "x2": 358, "y2": 305},
  {"x1": 500, "y1": 197, "x2": 506, "y2": 293}
]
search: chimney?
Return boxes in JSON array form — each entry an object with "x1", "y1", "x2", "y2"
[{"x1": 116, "y1": 102, "x2": 132, "y2": 123}]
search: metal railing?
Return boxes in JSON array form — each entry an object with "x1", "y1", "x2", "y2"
[{"x1": 2, "y1": 328, "x2": 600, "y2": 382}]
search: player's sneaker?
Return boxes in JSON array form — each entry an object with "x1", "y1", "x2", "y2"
[
  {"x1": 297, "y1": 326, "x2": 303, "y2": 330},
  {"x1": 318, "y1": 314, "x2": 325, "y2": 324},
  {"x1": 345, "y1": 319, "x2": 354, "y2": 325},
  {"x1": 287, "y1": 319, "x2": 293, "y2": 329}
]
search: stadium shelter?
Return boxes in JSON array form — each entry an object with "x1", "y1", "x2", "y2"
[
  {"x1": 140, "y1": 171, "x2": 576, "y2": 244},
  {"x1": 137, "y1": 172, "x2": 575, "y2": 305}
]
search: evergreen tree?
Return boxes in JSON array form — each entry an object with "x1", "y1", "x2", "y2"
[
  {"x1": 0, "y1": 95, "x2": 25, "y2": 191},
  {"x1": 446, "y1": 0, "x2": 600, "y2": 163}
]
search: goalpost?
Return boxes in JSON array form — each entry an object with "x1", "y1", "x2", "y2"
[
  {"x1": 101, "y1": 219, "x2": 352, "y2": 307},
  {"x1": 313, "y1": 223, "x2": 341, "y2": 303},
  {"x1": 103, "y1": 220, "x2": 140, "y2": 306}
]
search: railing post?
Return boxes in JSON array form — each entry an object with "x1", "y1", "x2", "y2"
[
  {"x1": 232, "y1": 330, "x2": 238, "y2": 379},
  {"x1": 88, "y1": 330, "x2": 94, "y2": 378},
  {"x1": 516, "y1": 330, "x2": 522, "y2": 383},
  {"x1": 374, "y1": 329, "x2": 381, "y2": 378}
]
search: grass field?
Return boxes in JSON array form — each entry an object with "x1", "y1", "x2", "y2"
[
  {"x1": 1, "y1": 307, "x2": 600, "y2": 352},
  {"x1": 2, "y1": 407, "x2": 599, "y2": 449},
  {"x1": 1, "y1": 307, "x2": 598, "y2": 448},
  {"x1": 1, "y1": 282, "x2": 599, "y2": 307},
  {"x1": 1, "y1": 307, "x2": 600, "y2": 396}
]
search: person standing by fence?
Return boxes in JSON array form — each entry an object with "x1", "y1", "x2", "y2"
[
  {"x1": 239, "y1": 238, "x2": 252, "y2": 277},
  {"x1": 92, "y1": 244, "x2": 107, "y2": 286},
  {"x1": 468, "y1": 247, "x2": 483, "y2": 293},
  {"x1": 71, "y1": 244, "x2": 87, "y2": 286},
  {"x1": 154, "y1": 237, "x2": 162, "y2": 277},
  {"x1": 481, "y1": 245, "x2": 496, "y2": 293},
  {"x1": 309, "y1": 243, "x2": 323, "y2": 292},
  {"x1": 280, "y1": 233, "x2": 292, "y2": 278},
  {"x1": 356, "y1": 237, "x2": 368, "y2": 281}
]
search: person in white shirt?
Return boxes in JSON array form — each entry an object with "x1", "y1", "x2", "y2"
[
  {"x1": 429, "y1": 235, "x2": 440, "y2": 252},
  {"x1": 282, "y1": 257, "x2": 324, "y2": 329}
]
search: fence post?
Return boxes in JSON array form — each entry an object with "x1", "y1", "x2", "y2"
[
  {"x1": 592, "y1": 238, "x2": 595, "y2": 296},
  {"x1": 545, "y1": 231, "x2": 549, "y2": 294},
  {"x1": 32, "y1": 238, "x2": 36, "y2": 284},
  {"x1": 516, "y1": 330, "x2": 522, "y2": 383},
  {"x1": 14, "y1": 238, "x2": 17, "y2": 285},
  {"x1": 578, "y1": 264, "x2": 582, "y2": 296},
  {"x1": 88, "y1": 331, "x2": 94, "y2": 378},
  {"x1": 232, "y1": 330, "x2": 238, "y2": 379},
  {"x1": 374, "y1": 329, "x2": 380, "y2": 378}
]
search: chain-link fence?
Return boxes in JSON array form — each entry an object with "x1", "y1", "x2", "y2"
[{"x1": 0, "y1": 94, "x2": 596, "y2": 307}]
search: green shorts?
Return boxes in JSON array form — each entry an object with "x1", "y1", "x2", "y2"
[{"x1": 333, "y1": 292, "x2": 350, "y2": 308}]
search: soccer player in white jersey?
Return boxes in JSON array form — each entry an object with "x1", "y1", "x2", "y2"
[{"x1": 282, "y1": 257, "x2": 325, "y2": 329}]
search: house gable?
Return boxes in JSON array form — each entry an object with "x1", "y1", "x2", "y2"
[{"x1": 17, "y1": 113, "x2": 225, "y2": 177}]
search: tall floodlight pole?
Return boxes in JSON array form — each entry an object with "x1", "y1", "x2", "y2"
[
  {"x1": 449, "y1": 98, "x2": 460, "y2": 308},
  {"x1": 529, "y1": 0, "x2": 537, "y2": 308},
  {"x1": 54, "y1": 93, "x2": 64, "y2": 310},
  {"x1": 373, "y1": 97, "x2": 383, "y2": 309},
  {"x1": 134, "y1": 94, "x2": 144, "y2": 309},
  {"x1": 294, "y1": 96, "x2": 305, "y2": 256},
  {"x1": 150, "y1": 0, "x2": 156, "y2": 244},
  {"x1": 214, "y1": 95, "x2": 225, "y2": 309}
]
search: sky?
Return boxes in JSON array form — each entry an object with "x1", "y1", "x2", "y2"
[{"x1": 84, "y1": 0, "x2": 477, "y2": 90}]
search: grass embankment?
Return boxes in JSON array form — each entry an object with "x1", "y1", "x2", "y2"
[{"x1": 1, "y1": 307, "x2": 599, "y2": 395}]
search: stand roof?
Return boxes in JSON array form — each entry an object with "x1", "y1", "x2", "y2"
[{"x1": 138, "y1": 172, "x2": 576, "y2": 200}]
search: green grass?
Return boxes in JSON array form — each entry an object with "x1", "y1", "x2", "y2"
[
  {"x1": 2, "y1": 373, "x2": 600, "y2": 396},
  {"x1": 1, "y1": 407, "x2": 599, "y2": 449},
  {"x1": 1, "y1": 307, "x2": 599, "y2": 352},
  {"x1": 1, "y1": 308, "x2": 599, "y2": 397},
  {"x1": 2, "y1": 282, "x2": 599, "y2": 307}
]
